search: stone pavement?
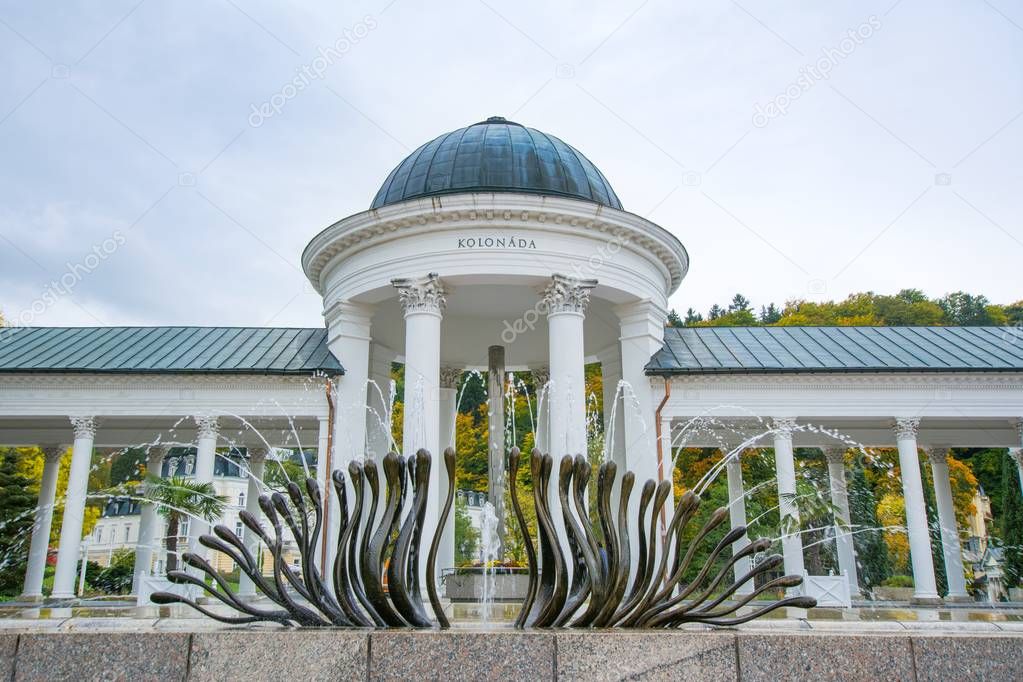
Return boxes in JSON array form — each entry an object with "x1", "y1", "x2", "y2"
[{"x1": 0, "y1": 615, "x2": 1022, "y2": 681}]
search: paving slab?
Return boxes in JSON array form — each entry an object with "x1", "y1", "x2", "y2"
[
  {"x1": 14, "y1": 632, "x2": 189, "y2": 682},
  {"x1": 369, "y1": 630, "x2": 553, "y2": 680},
  {"x1": 736, "y1": 633, "x2": 915, "y2": 682},
  {"x1": 556, "y1": 631, "x2": 737, "y2": 681},
  {"x1": 189, "y1": 629, "x2": 367, "y2": 681},
  {"x1": 912, "y1": 634, "x2": 1023, "y2": 682}
]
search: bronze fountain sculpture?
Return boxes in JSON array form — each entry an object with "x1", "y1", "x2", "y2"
[{"x1": 153, "y1": 447, "x2": 815, "y2": 627}]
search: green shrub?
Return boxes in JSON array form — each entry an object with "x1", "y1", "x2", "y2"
[{"x1": 881, "y1": 574, "x2": 914, "y2": 588}]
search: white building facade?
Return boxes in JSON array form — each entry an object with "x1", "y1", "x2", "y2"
[{"x1": 1, "y1": 116, "x2": 1021, "y2": 605}]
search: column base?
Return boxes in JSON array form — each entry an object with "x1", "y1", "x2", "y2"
[
  {"x1": 943, "y1": 594, "x2": 973, "y2": 604},
  {"x1": 18, "y1": 594, "x2": 44, "y2": 603},
  {"x1": 910, "y1": 595, "x2": 943, "y2": 606}
]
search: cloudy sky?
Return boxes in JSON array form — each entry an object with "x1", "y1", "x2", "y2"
[{"x1": 1, "y1": 0, "x2": 1020, "y2": 329}]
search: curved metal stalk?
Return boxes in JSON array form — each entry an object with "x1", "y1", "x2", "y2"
[{"x1": 427, "y1": 447, "x2": 456, "y2": 628}]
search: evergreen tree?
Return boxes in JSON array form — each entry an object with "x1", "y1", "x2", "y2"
[
  {"x1": 666, "y1": 309, "x2": 683, "y2": 328},
  {"x1": 848, "y1": 463, "x2": 891, "y2": 590},
  {"x1": 683, "y1": 308, "x2": 703, "y2": 326},
  {"x1": 1001, "y1": 452, "x2": 1023, "y2": 588},
  {"x1": 707, "y1": 304, "x2": 724, "y2": 320},
  {"x1": 728, "y1": 294, "x2": 752, "y2": 313},
  {"x1": 759, "y1": 303, "x2": 781, "y2": 324},
  {"x1": 0, "y1": 449, "x2": 37, "y2": 595}
]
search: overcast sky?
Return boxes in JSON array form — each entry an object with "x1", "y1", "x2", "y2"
[{"x1": 1, "y1": 0, "x2": 1020, "y2": 329}]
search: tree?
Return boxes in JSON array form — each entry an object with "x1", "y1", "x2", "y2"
[
  {"x1": 759, "y1": 304, "x2": 781, "y2": 324},
  {"x1": 848, "y1": 463, "x2": 891, "y2": 589},
  {"x1": 454, "y1": 497, "x2": 479, "y2": 565},
  {"x1": 707, "y1": 304, "x2": 724, "y2": 320},
  {"x1": 91, "y1": 548, "x2": 135, "y2": 594},
  {"x1": 1001, "y1": 452, "x2": 1023, "y2": 588},
  {"x1": 728, "y1": 294, "x2": 752, "y2": 314},
  {"x1": 938, "y1": 292, "x2": 996, "y2": 326},
  {"x1": 683, "y1": 308, "x2": 703, "y2": 326},
  {"x1": 110, "y1": 448, "x2": 147, "y2": 486},
  {"x1": 143, "y1": 476, "x2": 227, "y2": 572},
  {"x1": 666, "y1": 309, "x2": 683, "y2": 328},
  {"x1": 877, "y1": 493, "x2": 910, "y2": 575},
  {"x1": 0, "y1": 449, "x2": 37, "y2": 595}
]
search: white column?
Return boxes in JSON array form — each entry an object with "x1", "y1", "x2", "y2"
[
  {"x1": 325, "y1": 300, "x2": 374, "y2": 567},
  {"x1": 188, "y1": 415, "x2": 219, "y2": 560},
  {"x1": 437, "y1": 366, "x2": 461, "y2": 575},
  {"x1": 597, "y1": 346, "x2": 625, "y2": 468},
  {"x1": 616, "y1": 299, "x2": 669, "y2": 568},
  {"x1": 894, "y1": 417, "x2": 940, "y2": 604},
  {"x1": 544, "y1": 274, "x2": 594, "y2": 457},
  {"x1": 22, "y1": 445, "x2": 64, "y2": 600},
  {"x1": 52, "y1": 417, "x2": 96, "y2": 598},
  {"x1": 772, "y1": 417, "x2": 805, "y2": 587},
  {"x1": 725, "y1": 451, "x2": 754, "y2": 594},
  {"x1": 927, "y1": 447, "x2": 969, "y2": 600},
  {"x1": 543, "y1": 274, "x2": 595, "y2": 575},
  {"x1": 238, "y1": 447, "x2": 267, "y2": 598},
  {"x1": 616, "y1": 301, "x2": 668, "y2": 494},
  {"x1": 531, "y1": 365, "x2": 550, "y2": 454},
  {"x1": 132, "y1": 445, "x2": 167, "y2": 596},
  {"x1": 824, "y1": 448, "x2": 861, "y2": 598},
  {"x1": 393, "y1": 273, "x2": 445, "y2": 587}
]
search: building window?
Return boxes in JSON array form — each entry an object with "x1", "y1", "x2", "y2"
[
  {"x1": 95, "y1": 527, "x2": 102, "y2": 543},
  {"x1": 235, "y1": 521, "x2": 244, "y2": 538},
  {"x1": 180, "y1": 519, "x2": 190, "y2": 538},
  {"x1": 124, "y1": 525, "x2": 131, "y2": 542},
  {"x1": 238, "y1": 492, "x2": 245, "y2": 508}
]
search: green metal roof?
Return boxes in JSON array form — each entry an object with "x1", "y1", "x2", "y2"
[
  {"x1": 0, "y1": 327, "x2": 343, "y2": 375},
  {"x1": 647, "y1": 326, "x2": 1023, "y2": 375},
  {"x1": 370, "y1": 117, "x2": 623, "y2": 210}
]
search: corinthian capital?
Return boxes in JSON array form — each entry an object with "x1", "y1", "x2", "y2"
[
  {"x1": 542, "y1": 274, "x2": 597, "y2": 315},
  {"x1": 926, "y1": 447, "x2": 949, "y2": 466},
  {"x1": 41, "y1": 445, "x2": 65, "y2": 464},
  {"x1": 69, "y1": 416, "x2": 97, "y2": 439},
  {"x1": 194, "y1": 415, "x2": 220, "y2": 440},
  {"x1": 439, "y1": 366, "x2": 463, "y2": 389},
  {"x1": 772, "y1": 417, "x2": 797, "y2": 440},
  {"x1": 392, "y1": 272, "x2": 446, "y2": 316},
  {"x1": 894, "y1": 417, "x2": 920, "y2": 441}
]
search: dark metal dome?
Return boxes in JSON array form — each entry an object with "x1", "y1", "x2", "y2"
[{"x1": 370, "y1": 117, "x2": 623, "y2": 210}]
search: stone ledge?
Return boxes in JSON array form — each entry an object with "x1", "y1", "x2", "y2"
[
  {"x1": 0, "y1": 629, "x2": 1019, "y2": 681},
  {"x1": 369, "y1": 630, "x2": 554, "y2": 679},
  {"x1": 555, "y1": 631, "x2": 736, "y2": 681}
]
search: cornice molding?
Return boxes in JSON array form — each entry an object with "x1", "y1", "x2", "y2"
[
  {"x1": 667, "y1": 373, "x2": 1023, "y2": 391},
  {"x1": 0, "y1": 373, "x2": 322, "y2": 391},
  {"x1": 302, "y1": 193, "x2": 689, "y2": 296}
]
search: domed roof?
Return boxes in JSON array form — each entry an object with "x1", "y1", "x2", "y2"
[{"x1": 370, "y1": 117, "x2": 623, "y2": 210}]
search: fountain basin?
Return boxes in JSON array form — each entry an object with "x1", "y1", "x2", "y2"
[{"x1": 443, "y1": 567, "x2": 529, "y2": 602}]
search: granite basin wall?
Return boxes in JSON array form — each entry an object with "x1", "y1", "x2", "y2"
[{"x1": 0, "y1": 630, "x2": 1021, "y2": 681}]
